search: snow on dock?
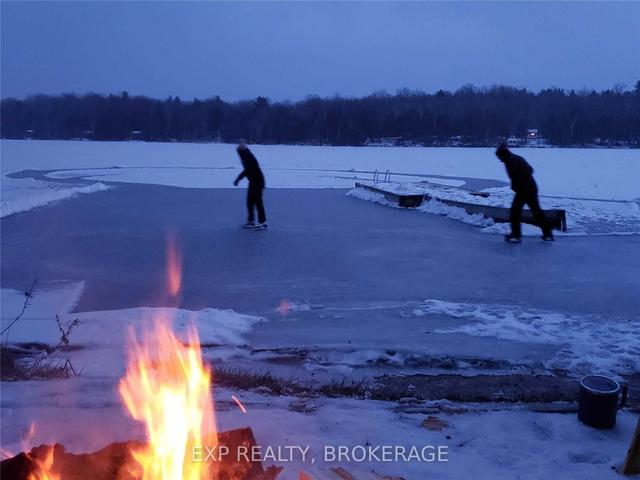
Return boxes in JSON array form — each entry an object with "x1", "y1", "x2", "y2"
[{"x1": 353, "y1": 180, "x2": 568, "y2": 231}]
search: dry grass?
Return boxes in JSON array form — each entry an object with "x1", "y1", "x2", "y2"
[
  {"x1": 214, "y1": 368, "x2": 371, "y2": 399},
  {"x1": 1, "y1": 344, "x2": 82, "y2": 380}
]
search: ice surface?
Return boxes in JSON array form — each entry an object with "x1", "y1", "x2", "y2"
[{"x1": 3, "y1": 187, "x2": 638, "y2": 380}]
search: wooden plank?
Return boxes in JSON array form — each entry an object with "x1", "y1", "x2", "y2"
[
  {"x1": 331, "y1": 467, "x2": 357, "y2": 480},
  {"x1": 355, "y1": 183, "x2": 567, "y2": 231},
  {"x1": 622, "y1": 416, "x2": 640, "y2": 475}
]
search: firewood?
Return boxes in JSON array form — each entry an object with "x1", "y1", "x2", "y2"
[
  {"x1": 299, "y1": 470, "x2": 313, "y2": 480},
  {"x1": 0, "y1": 442, "x2": 137, "y2": 480},
  {"x1": 0, "y1": 427, "x2": 276, "y2": 480},
  {"x1": 622, "y1": 416, "x2": 640, "y2": 475},
  {"x1": 332, "y1": 466, "x2": 357, "y2": 480},
  {"x1": 251, "y1": 465, "x2": 284, "y2": 480},
  {"x1": 421, "y1": 415, "x2": 449, "y2": 431}
]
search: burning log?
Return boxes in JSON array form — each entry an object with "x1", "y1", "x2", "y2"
[
  {"x1": 1, "y1": 441, "x2": 137, "y2": 480},
  {"x1": 0, "y1": 427, "x2": 282, "y2": 480}
]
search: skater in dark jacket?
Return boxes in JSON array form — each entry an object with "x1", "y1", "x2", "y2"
[
  {"x1": 495, "y1": 144, "x2": 553, "y2": 242},
  {"x1": 234, "y1": 143, "x2": 267, "y2": 228}
]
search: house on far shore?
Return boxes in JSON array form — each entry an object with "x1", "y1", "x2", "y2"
[
  {"x1": 525, "y1": 128, "x2": 548, "y2": 147},
  {"x1": 129, "y1": 130, "x2": 144, "y2": 141},
  {"x1": 507, "y1": 135, "x2": 522, "y2": 147},
  {"x1": 507, "y1": 129, "x2": 549, "y2": 147}
]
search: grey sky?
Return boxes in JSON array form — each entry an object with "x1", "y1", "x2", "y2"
[{"x1": 1, "y1": 1, "x2": 639, "y2": 101}]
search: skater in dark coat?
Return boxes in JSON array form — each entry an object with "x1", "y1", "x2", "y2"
[
  {"x1": 234, "y1": 143, "x2": 267, "y2": 228},
  {"x1": 495, "y1": 144, "x2": 553, "y2": 242}
]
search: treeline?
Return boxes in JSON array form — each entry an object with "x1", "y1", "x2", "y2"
[{"x1": 1, "y1": 83, "x2": 639, "y2": 146}]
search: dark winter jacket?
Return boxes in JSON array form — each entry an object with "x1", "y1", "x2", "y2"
[
  {"x1": 502, "y1": 153, "x2": 537, "y2": 193},
  {"x1": 235, "y1": 148, "x2": 265, "y2": 187}
]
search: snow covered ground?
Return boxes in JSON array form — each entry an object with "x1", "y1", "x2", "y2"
[{"x1": 3, "y1": 378, "x2": 637, "y2": 480}]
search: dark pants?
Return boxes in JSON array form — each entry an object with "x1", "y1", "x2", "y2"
[
  {"x1": 510, "y1": 190, "x2": 551, "y2": 237},
  {"x1": 247, "y1": 183, "x2": 266, "y2": 223}
]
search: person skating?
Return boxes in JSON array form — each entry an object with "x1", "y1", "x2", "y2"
[
  {"x1": 495, "y1": 143, "x2": 553, "y2": 243},
  {"x1": 234, "y1": 143, "x2": 267, "y2": 229}
]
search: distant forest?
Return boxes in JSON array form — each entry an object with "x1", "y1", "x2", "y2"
[{"x1": 1, "y1": 83, "x2": 639, "y2": 147}]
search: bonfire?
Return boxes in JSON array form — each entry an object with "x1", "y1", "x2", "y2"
[{"x1": 1, "y1": 232, "x2": 281, "y2": 480}]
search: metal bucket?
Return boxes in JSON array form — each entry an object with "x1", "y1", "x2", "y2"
[{"x1": 578, "y1": 375, "x2": 627, "y2": 429}]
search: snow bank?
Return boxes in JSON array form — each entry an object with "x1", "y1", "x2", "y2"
[
  {"x1": 1, "y1": 177, "x2": 110, "y2": 218},
  {"x1": 2, "y1": 140, "x2": 639, "y2": 199},
  {"x1": 419, "y1": 198, "x2": 496, "y2": 227},
  {"x1": 1, "y1": 286, "x2": 264, "y2": 377},
  {"x1": 415, "y1": 299, "x2": 640, "y2": 377},
  {"x1": 349, "y1": 181, "x2": 640, "y2": 236},
  {"x1": 347, "y1": 187, "x2": 514, "y2": 231},
  {"x1": 346, "y1": 186, "x2": 394, "y2": 205},
  {"x1": 1, "y1": 282, "x2": 85, "y2": 344},
  {"x1": 68, "y1": 307, "x2": 262, "y2": 350}
]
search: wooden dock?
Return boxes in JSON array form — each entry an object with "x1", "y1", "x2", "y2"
[{"x1": 354, "y1": 182, "x2": 567, "y2": 232}]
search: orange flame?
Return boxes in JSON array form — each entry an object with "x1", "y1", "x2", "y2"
[
  {"x1": 166, "y1": 230, "x2": 182, "y2": 298},
  {"x1": 276, "y1": 300, "x2": 290, "y2": 315},
  {"x1": 27, "y1": 446, "x2": 60, "y2": 480},
  {"x1": 119, "y1": 319, "x2": 216, "y2": 480},
  {"x1": 5, "y1": 424, "x2": 61, "y2": 480},
  {"x1": 231, "y1": 395, "x2": 247, "y2": 414},
  {"x1": 119, "y1": 231, "x2": 216, "y2": 480}
]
